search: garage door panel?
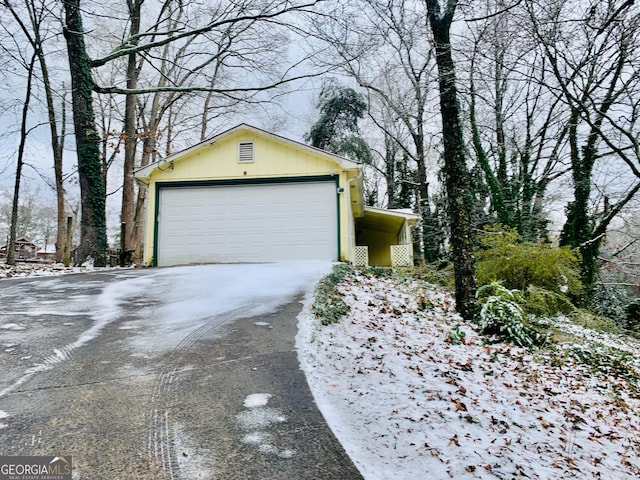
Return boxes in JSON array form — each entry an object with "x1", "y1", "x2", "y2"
[{"x1": 156, "y1": 181, "x2": 338, "y2": 265}]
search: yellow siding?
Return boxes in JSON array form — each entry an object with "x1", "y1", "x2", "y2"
[
  {"x1": 147, "y1": 131, "x2": 342, "y2": 182},
  {"x1": 357, "y1": 229, "x2": 397, "y2": 267},
  {"x1": 140, "y1": 127, "x2": 358, "y2": 265}
]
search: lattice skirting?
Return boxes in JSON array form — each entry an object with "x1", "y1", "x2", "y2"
[
  {"x1": 353, "y1": 246, "x2": 369, "y2": 267},
  {"x1": 391, "y1": 244, "x2": 412, "y2": 267}
]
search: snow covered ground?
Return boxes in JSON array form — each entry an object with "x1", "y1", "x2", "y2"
[
  {"x1": 297, "y1": 269, "x2": 640, "y2": 480},
  {"x1": 3, "y1": 261, "x2": 640, "y2": 479},
  {"x1": 0, "y1": 261, "x2": 104, "y2": 279}
]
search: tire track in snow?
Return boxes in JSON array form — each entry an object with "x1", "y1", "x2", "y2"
[
  {"x1": 147, "y1": 307, "x2": 246, "y2": 480},
  {"x1": 0, "y1": 274, "x2": 158, "y2": 399}
]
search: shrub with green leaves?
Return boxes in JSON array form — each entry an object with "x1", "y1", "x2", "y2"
[
  {"x1": 312, "y1": 263, "x2": 352, "y2": 325},
  {"x1": 476, "y1": 282, "x2": 547, "y2": 348},
  {"x1": 476, "y1": 225, "x2": 582, "y2": 314},
  {"x1": 405, "y1": 262, "x2": 456, "y2": 289},
  {"x1": 523, "y1": 285, "x2": 576, "y2": 316}
]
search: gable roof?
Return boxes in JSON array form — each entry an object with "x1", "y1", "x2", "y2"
[{"x1": 134, "y1": 123, "x2": 361, "y2": 182}]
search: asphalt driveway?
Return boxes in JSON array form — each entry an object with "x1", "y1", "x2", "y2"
[{"x1": 0, "y1": 263, "x2": 363, "y2": 480}]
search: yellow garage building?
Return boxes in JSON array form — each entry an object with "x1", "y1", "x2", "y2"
[{"x1": 134, "y1": 124, "x2": 418, "y2": 267}]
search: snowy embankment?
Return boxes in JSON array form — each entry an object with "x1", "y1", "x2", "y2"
[
  {"x1": 297, "y1": 269, "x2": 640, "y2": 480},
  {"x1": 0, "y1": 261, "x2": 103, "y2": 279}
]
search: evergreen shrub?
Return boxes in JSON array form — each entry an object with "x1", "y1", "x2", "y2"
[
  {"x1": 476, "y1": 225, "x2": 582, "y2": 314},
  {"x1": 312, "y1": 263, "x2": 352, "y2": 325}
]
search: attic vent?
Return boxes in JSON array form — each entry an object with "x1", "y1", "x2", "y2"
[{"x1": 238, "y1": 142, "x2": 255, "y2": 163}]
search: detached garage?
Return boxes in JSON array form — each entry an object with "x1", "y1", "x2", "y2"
[{"x1": 135, "y1": 124, "x2": 418, "y2": 267}]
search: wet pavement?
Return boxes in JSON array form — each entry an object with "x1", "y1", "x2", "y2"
[{"x1": 0, "y1": 266, "x2": 363, "y2": 479}]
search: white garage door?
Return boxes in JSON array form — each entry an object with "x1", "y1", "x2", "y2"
[{"x1": 156, "y1": 181, "x2": 339, "y2": 266}]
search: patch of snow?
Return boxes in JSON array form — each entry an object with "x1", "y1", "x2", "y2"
[
  {"x1": 118, "y1": 325, "x2": 139, "y2": 330},
  {"x1": 80, "y1": 257, "x2": 94, "y2": 270},
  {"x1": 129, "y1": 352, "x2": 150, "y2": 359},
  {"x1": 172, "y1": 423, "x2": 218, "y2": 479},
  {"x1": 235, "y1": 408, "x2": 286, "y2": 430},
  {"x1": 236, "y1": 392, "x2": 296, "y2": 459},
  {"x1": 0, "y1": 263, "x2": 132, "y2": 280},
  {"x1": 0, "y1": 273, "x2": 159, "y2": 399},
  {"x1": 122, "y1": 262, "x2": 332, "y2": 353},
  {"x1": 242, "y1": 431, "x2": 272, "y2": 445},
  {"x1": 2, "y1": 311, "x2": 87, "y2": 318},
  {"x1": 276, "y1": 448, "x2": 296, "y2": 459},
  {"x1": 297, "y1": 270, "x2": 640, "y2": 480},
  {"x1": 0, "y1": 323, "x2": 27, "y2": 331},
  {"x1": 243, "y1": 393, "x2": 273, "y2": 408}
]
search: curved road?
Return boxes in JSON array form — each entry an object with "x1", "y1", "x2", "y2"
[{"x1": 0, "y1": 263, "x2": 363, "y2": 480}]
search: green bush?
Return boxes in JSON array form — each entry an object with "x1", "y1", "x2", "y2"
[
  {"x1": 523, "y1": 285, "x2": 576, "y2": 316},
  {"x1": 476, "y1": 282, "x2": 547, "y2": 348},
  {"x1": 476, "y1": 225, "x2": 582, "y2": 304},
  {"x1": 312, "y1": 263, "x2": 352, "y2": 325},
  {"x1": 364, "y1": 265, "x2": 393, "y2": 278},
  {"x1": 590, "y1": 276, "x2": 637, "y2": 331}
]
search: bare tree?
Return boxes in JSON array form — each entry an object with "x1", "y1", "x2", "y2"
[
  {"x1": 527, "y1": 0, "x2": 640, "y2": 293},
  {"x1": 3, "y1": 0, "x2": 69, "y2": 263},
  {"x1": 5, "y1": 53, "x2": 36, "y2": 265},
  {"x1": 463, "y1": 0, "x2": 568, "y2": 241},
  {"x1": 310, "y1": 0, "x2": 443, "y2": 261}
]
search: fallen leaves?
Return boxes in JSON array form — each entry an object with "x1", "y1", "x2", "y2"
[
  {"x1": 453, "y1": 398, "x2": 468, "y2": 412},
  {"x1": 306, "y1": 269, "x2": 640, "y2": 479}
]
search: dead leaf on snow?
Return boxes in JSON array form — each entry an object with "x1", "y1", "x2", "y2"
[{"x1": 453, "y1": 399, "x2": 468, "y2": 412}]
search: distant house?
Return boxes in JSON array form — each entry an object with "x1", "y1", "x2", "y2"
[
  {"x1": 134, "y1": 124, "x2": 419, "y2": 267},
  {"x1": 0, "y1": 237, "x2": 39, "y2": 260},
  {"x1": 37, "y1": 244, "x2": 57, "y2": 261}
]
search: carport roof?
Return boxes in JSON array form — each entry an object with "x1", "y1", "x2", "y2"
[{"x1": 358, "y1": 207, "x2": 420, "y2": 234}]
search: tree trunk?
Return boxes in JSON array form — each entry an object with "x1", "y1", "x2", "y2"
[
  {"x1": 54, "y1": 101, "x2": 67, "y2": 264},
  {"x1": 37, "y1": 49, "x2": 66, "y2": 264},
  {"x1": 7, "y1": 54, "x2": 37, "y2": 265},
  {"x1": 426, "y1": 0, "x2": 476, "y2": 319},
  {"x1": 120, "y1": 0, "x2": 143, "y2": 266},
  {"x1": 560, "y1": 108, "x2": 597, "y2": 294},
  {"x1": 63, "y1": 0, "x2": 107, "y2": 265}
]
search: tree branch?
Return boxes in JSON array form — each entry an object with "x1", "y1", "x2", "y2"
[{"x1": 90, "y1": 1, "x2": 323, "y2": 67}]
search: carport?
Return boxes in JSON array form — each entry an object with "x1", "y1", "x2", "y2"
[{"x1": 354, "y1": 207, "x2": 419, "y2": 267}]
